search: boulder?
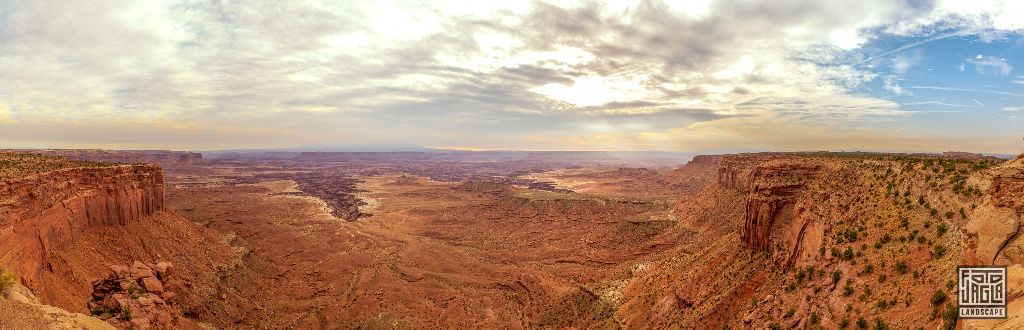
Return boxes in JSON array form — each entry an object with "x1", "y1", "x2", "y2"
[
  {"x1": 140, "y1": 277, "x2": 164, "y2": 294},
  {"x1": 129, "y1": 261, "x2": 155, "y2": 280},
  {"x1": 89, "y1": 261, "x2": 186, "y2": 329},
  {"x1": 154, "y1": 262, "x2": 173, "y2": 281}
]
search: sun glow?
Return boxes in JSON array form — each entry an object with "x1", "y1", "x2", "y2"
[{"x1": 532, "y1": 76, "x2": 651, "y2": 107}]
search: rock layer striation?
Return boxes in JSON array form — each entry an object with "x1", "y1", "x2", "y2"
[{"x1": 0, "y1": 165, "x2": 164, "y2": 291}]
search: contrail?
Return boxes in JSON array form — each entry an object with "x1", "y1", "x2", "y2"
[{"x1": 852, "y1": 31, "x2": 964, "y2": 67}]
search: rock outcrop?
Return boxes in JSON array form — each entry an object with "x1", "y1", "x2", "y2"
[
  {"x1": 0, "y1": 165, "x2": 164, "y2": 291},
  {"x1": 961, "y1": 156, "x2": 1024, "y2": 329},
  {"x1": 88, "y1": 261, "x2": 191, "y2": 329},
  {"x1": 0, "y1": 281, "x2": 114, "y2": 329},
  {"x1": 687, "y1": 154, "x2": 723, "y2": 165},
  {"x1": 718, "y1": 156, "x2": 822, "y2": 267},
  {"x1": 962, "y1": 156, "x2": 1024, "y2": 265}
]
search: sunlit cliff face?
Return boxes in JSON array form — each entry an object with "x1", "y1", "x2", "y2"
[{"x1": 0, "y1": 0, "x2": 1021, "y2": 153}]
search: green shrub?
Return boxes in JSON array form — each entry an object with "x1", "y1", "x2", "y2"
[
  {"x1": 839, "y1": 317, "x2": 850, "y2": 328},
  {"x1": 119, "y1": 305, "x2": 133, "y2": 321},
  {"x1": 0, "y1": 268, "x2": 16, "y2": 295},
  {"x1": 842, "y1": 248, "x2": 855, "y2": 261},
  {"x1": 933, "y1": 245, "x2": 947, "y2": 259},
  {"x1": 784, "y1": 307, "x2": 795, "y2": 318},
  {"x1": 857, "y1": 316, "x2": 868, "y2": 329},
  {"x1": 936, "y1": 223, "x2": 947, "y2": 237},
  {"x1": 874, "y1": 317, "x2": 890, "y2": 330},
  {"x1": 832, "y1": 270, "x2": 842, "y2": 284},
  {"x1": 895, "y1": 260, "x2": 908, "y2": 274},
  {"x1": 862, "y1": 263, "x2": 874, "y2": 275},
  {"x1": 940, "y1": 304, "x2": 958, "y2": 330},
  {"x1": 931, "y1": 290, "x2": 947, "y2": 306}
]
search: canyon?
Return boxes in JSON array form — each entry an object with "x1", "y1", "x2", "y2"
[{"x1": 0, "y1": 150, "x2": 1021, "y2": 329}]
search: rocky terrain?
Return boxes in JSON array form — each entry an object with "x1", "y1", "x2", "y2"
[
  {"x1": 88, "y1": 261, "x2": 188, "y2": 329},
  {"x1": 1, "y1": 149, "x2": 1022, "y2": 328},
  {"x1": 0, "y1": 152, "x2": 236, "y2": 329}
]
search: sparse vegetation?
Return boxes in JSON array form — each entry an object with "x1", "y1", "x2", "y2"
[
  {"x1": 940, "y1": 304, "x2": 958, "y2": 330},
  {"x1": 0, "y1": 267, "x2": 16, "y2": 296},
  {"x1": 930, "y1": 290, "x2": 947, "y2": 306},
  {"x1": 933, "y1": 245, "x2": 947, "y2": 259},
  {"x1": 0, "y1": 152, "x2": 112, "y2": 181},
  {"x1": 874, "y1": 317, "x2": 889, "y2": 330},
  {"x1": 895, "y1": 260, "x2": 907, "y2": 274},
  {"x1": 119, "y1": 305, "x2": 133, "y2": 321}
]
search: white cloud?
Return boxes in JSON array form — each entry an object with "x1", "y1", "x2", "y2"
[
  {"x1": 0, "y1": 0, "x2": 1022, "y2": 151},
  {"x1": 966, "y1": 55, "x2": 1013, "y2": 75},
  {"x1": 1002, "y1": 107, "x2": 1024, "y2": 112},
  {"x1": 891, "y1": 51, "x2": 923, "y2": 74},
  {"x1": 883, "y1": 76, "x2": 909, "y2": 95}
]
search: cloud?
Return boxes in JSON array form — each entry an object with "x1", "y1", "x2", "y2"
[
  {"x1": 907, "y1": 86, "x2": 1024, "y2": 97},
  {"x1": 883, "y1": 76, "x2": 909, "y2": 95},
  {"x1": 890, "y1": 50, "x2": 924, "y2": 74},
  {"x1": 965, "y1": 55, "x2": 1013, "y2": 75},
  {"x1": 0, "y1": 0, "x2": 1022, "y2": 152},
  {"x1": 901, "y1": 101, "x2": 976, "y2": 108},
  {"x1": 1002, "y1": 107, "x2": 1024, "y2": 112}
]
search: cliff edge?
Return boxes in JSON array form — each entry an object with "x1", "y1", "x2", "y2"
[{"x1": 0, "y1": 164, "x2": 164, "y2": 292}]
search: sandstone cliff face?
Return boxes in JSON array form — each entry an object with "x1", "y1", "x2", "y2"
[
  {"x1": 718, "y1": 156, "x2": 822, "y2": 268},
  {"x1": 0, "y1": 165, "x2": 164, "y2": 291},
  {"x1": 962, "y1": 156, "x2": 1024, "y2": 265},
  {"x1": 961, "y1": 156, "x2": 1024, "y2": 329},
  {"x1": 0, "y1": 282, "x2": 114, "y2": 330}
]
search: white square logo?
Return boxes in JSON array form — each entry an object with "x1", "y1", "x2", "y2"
[{"x1": 958, "y1": 266, "x2": 1007, "y2": 319}]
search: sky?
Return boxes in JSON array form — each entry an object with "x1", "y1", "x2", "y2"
[{"x1": 0, "y1": 0, "x2": 1022, "y2": 154}]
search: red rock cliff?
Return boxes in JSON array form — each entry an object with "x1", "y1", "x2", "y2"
[
  {"x1": 0, "y1": 165, "x2": 164, "y2": 291},
  {"x1": 718, "y1": 156, "x2": 821, "y2": 267}
]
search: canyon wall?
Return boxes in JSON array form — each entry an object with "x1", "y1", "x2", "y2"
[
  {"x1": 0, "y1": 165, "x2": 164, "y2": 291},
  {"x1": 962, "y1": 156, "x2": 1024, "y2": 265},
  {"x1": 718, "y1": 156, "x2": 822, "y2": 268}
]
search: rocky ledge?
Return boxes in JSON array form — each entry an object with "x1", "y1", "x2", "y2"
[{"x1": 88, "y1": 261, "x2": 187, "y2": 329}]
